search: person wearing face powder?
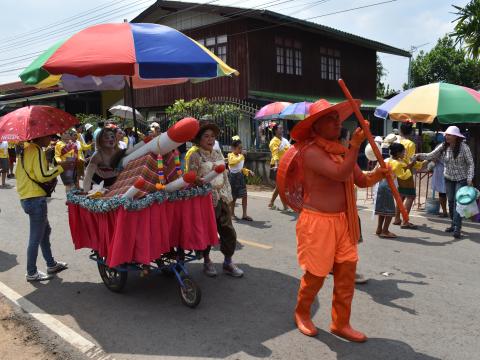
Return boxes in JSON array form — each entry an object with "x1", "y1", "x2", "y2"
[
  {"x1": 83, "y1": 128, "x2": 126, "y2": 192},
  {"x1": 187, "y1": 123, "x2": 244, "y2": 278}
]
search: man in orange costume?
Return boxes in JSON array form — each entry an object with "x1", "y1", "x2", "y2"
[{"x1": 278, "y1": 99, "x2": 386, "y2": 342}]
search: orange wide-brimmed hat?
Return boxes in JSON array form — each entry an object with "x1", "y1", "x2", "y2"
[{"x1": 290, "y1": 98, "x2": 362, "y2": 141}]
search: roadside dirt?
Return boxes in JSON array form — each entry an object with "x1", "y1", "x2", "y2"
[{"x1": 0, "y1": 296, "x2": 79, "y2": 360}]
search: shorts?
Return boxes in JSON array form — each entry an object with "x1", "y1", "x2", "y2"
[
  {"x1": 296, "y1": 208, "x2": 358, "y2": 277},
  {"x1": 397, "y1": 175, "x2": 416, "y2": 198},
  {"x1": 0, "y1": 158, "x2": 8, "y2": 172},
  {"x1": 228, "y1": 171, "x2": 247, "y2": 198}
]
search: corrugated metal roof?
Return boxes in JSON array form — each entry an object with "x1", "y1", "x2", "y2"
[{"x1": 134, "y1": 1, "x2": 410, "y2": 57}]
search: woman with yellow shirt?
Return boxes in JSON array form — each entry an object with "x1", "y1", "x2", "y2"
[
  {"x1": 393, "y1": 123, "x2": 423, "y2": 228},
  {"x1": 55, "y1": 130, "x2": 78, "y2": 193},
  {"x1": 0, "y1": 141, "x2": 9, "y2": 188},
  {"x1": 16, "y1": 135, "x2": 67, "y2": 281},
  {"x1": 228, "y1": 137, "x2": 254, "y2": 220},
  {"x1": 375, "y1": 143, "x2": 416, "y2": 238},
  {"x1": 268, "y1": 123, "x2": 290, "y2": 210}
]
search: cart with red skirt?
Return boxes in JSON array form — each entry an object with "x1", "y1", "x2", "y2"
[{"x1": 66, "y1": 186, "x2": 218, "y2": 308}]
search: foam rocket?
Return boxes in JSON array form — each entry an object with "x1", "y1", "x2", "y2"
[
  {"x1": 202, "y1": 164, "x2": 226, "y2": 183},
  {"x1": 165, "y1": 171, "x2": 197, "y2": 192},
  {"x1": 121, "y1": 117, "x2": 199, "y2": 168},
  {"x1": 122, "y1": 178, "x2": 146, "y2": 199}
]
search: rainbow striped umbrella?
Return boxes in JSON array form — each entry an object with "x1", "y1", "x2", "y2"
[
  {"x1": 254, "y1": 102, "x2": 292, "y2": 120},
  {"x1": 375, "y1": 82, "x2": 480, "y2": 124},
  {"x1": 19, "y1": 23, "x2": 238, "y2": 92},
  {"x1": 279, "y1": 101, "x2": 312, "y2": 120}
]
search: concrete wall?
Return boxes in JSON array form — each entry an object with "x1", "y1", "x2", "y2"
[{"x1": 244, "y1": 151, "x2": 273, "y2": 185}]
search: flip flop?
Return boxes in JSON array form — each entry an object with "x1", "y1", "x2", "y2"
[
  {"x1": 392, "y1": 221, "x2": 402, "y2": 226},
  {"x1": 379, "y1": 232, "x2": 397, "y2": 238},
  {"x1": 269, "y1": 205, "x2": 278, "y2": 210},
  {"x1": 242, "y1": 216, "x2": 253, "y2": 221},
  {"x1": 400, "y1": 223, "x2": 418, "y2": 229}
]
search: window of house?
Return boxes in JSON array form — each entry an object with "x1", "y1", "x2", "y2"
[
  {"x1": 320, "y1": 47, "x2": 341, "y2": 80},
  {"x1": 275, "y1": 37, "x2": 302, "y2": 76},
  {"x1": 197, "y1": 35, "x2": 228, "y2": 62}
]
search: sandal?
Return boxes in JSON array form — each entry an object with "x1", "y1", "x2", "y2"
[
  {"x1": 242, "y1": 216, "x2": 253, "y2": 221},
  {"x1": 379, "y1": 232, "x2": 397, "y2": 238},
  {"x1": 392, "y1": 221, "x2": 401, "y2": 226},
  {"x1": 400, "y1": 223, "x2": 418, "y2": 229}
]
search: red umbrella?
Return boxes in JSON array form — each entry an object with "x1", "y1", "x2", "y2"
[{"x1": 0, "y1": 106, "x2": 78, "y2": 141}]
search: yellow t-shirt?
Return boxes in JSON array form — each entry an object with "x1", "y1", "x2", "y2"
[
  {"x1": 0, "y1": 141, "x2": 8, "y2": 159},
  {"x1": 227, "y1": 152, "x2": 250, "y2": 176},
  {"x1": 399, "y1": 137, "x2": 423, "y2": 171},
  {"x1": 388, "y1": 158, "x2": 412, "y2": 180},
  {"x1": 269, "y1": 137, "x2": 290, "y2": 165},
  {"x1": 54, "y1": 141, "x2": 78, "y2": 163}
]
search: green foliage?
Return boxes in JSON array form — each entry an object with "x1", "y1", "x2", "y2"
[
  {"x1": 245, "y1": 174, "x2": 263, "y2": 185},
  {"x1": 451, "y1": 0, "x2": 480, "y2": 58},
  {"x1": 409, "y1": 36, "x2": 480, "y2": 89},
  {"x1": 75, "y1": 113, "x2": 103, "y2": 126},
  {"x1": 376, "y1": 56, "x2": 398, "y2": 98},
  {"x1": 165, "y1": 98, "x2": 241, "y2": 131}
]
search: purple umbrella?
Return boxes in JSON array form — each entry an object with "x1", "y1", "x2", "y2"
[{"x1": 278, "y1": 101, "x2": 312, "y2": 120}]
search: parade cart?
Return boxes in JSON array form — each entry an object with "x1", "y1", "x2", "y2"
[
  {"x1": 65, "y1": 118, "x2": 224, "y2": 308},
  {"x1": 67, "y1": 185, "x2": 218, "y2": 308}
]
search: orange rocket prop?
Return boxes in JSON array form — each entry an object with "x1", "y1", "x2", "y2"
[{"x1": 338, "y1": 79, "x2": 409, "y2": 223}]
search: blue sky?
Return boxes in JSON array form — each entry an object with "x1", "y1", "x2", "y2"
[{"x1": 0, "y1": 0, "x2": 470, "y2": 91}]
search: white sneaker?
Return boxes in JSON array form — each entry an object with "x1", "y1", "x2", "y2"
[
  {"x1": 203, "y1": 261, "x2": 217, "y2": 277},
  {"x1": 26, "y1": 271, "x2": 53, "y2": 282},
  {"x1": 47, "y1": 261, "x2": 68, "y2": 274},
  {"x1": 223, "y1": 263, "x2": 244, "y2": 278}
]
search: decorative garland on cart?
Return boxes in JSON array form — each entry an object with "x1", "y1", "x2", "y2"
[{"x1": 67, "y1": 184, "x2": 213, "y2": 213}]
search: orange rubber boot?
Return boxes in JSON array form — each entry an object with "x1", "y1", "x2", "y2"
[
  {"x1": 330, "y1": 261, "x2": 367, "y2": 342},
  {"x1": 294, "y1": 271, "x2": 325, "y2": 336}
]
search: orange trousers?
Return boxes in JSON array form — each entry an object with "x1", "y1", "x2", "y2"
[{"x1": 296, "y1": 208, "x2": 358, "y2": 277}]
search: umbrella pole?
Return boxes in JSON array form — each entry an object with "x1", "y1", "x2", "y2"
[
  {"x1": 129, "y1": 76, "x2": 138, "y2": 139},
  {"x1": 338, "y1": 79, "x2": 409, "y2": 224}
]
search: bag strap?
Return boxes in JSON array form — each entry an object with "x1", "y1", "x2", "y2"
[{"x1": 20, "y1": 146, "x2": 53, "y2": 188}]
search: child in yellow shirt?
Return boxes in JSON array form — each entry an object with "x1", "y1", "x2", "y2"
[
  {"x1": 374, "y1": 142, "x2": 416, "y2": 238},
  {"x1": 228, "y1": 137, "x2": 254, "y2": 221}
]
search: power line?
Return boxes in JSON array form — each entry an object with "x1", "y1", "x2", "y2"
[
  {"x1": 0, "y1": 0, "x2": 132, "y2": 43},
  {"x1": 229, "y1": 0, "x2": 399, "y2": 37},
  {"x1": 0, "y1": 0, "x2": 155, "y2": 52},
  {"x1": 0, "y1": 0, "x2": 398, "y2": 76}
]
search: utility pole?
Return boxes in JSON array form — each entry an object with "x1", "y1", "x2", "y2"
[{"x1": 407, "y1": 42, "x2": 430, "y2": 88}]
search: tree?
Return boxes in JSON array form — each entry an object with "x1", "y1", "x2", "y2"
[
  {"x1": 376, "y1": 56, "x2": 397, "y2": 98},
  {"x1": 165, "y1": 98, "x2": 242, "y2": 131},
  {"x1": 409, "y1": 36, "x2": 480, "y2": 89},
  {"x1": 451, "y1": 0, "x2": 480, "y2": 58}
]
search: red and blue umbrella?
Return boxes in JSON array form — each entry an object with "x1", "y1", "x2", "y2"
[
  {"x1": 19, "y1": 23, "x2": 239, "y2": 92},
  {"x1": 278, "y1": 101, "x2": 312, "y2": 120}
]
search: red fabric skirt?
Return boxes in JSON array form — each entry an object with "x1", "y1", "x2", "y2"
[{"x1": 68, "y1": 194, "x2": 218, "y2": 267}]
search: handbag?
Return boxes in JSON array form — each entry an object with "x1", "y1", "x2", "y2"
[{"x1": 20, "y1": 148, "x2": 58, "y2": 197}]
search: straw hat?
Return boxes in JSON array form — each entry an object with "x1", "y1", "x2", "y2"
[{"x1": 290, "y1": 99, "x2": 361, "y2": 141}]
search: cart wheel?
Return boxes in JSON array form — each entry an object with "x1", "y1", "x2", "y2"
[
  {"x1": 178, "y1": 275, "x2": 201, "y2": 308},
  {"x1": 97, "y1": 262, "x2": 127, "y2": 293}
]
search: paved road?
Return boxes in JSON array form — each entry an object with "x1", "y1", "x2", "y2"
[{"x1": 0, "y1": 183, "x2": 479, "y2": 360}]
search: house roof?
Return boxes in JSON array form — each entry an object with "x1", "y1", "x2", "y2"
[
  {"x1": 0, "y1": 81, "x2": 35, "y2": 94},
  {"x1": 133, "y1": 1, "x2": 411, "y2": 57}
]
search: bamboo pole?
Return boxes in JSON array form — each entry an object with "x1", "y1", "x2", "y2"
[{"x1": 338, "y1": 79, "x2": 409, "y2": 223}]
